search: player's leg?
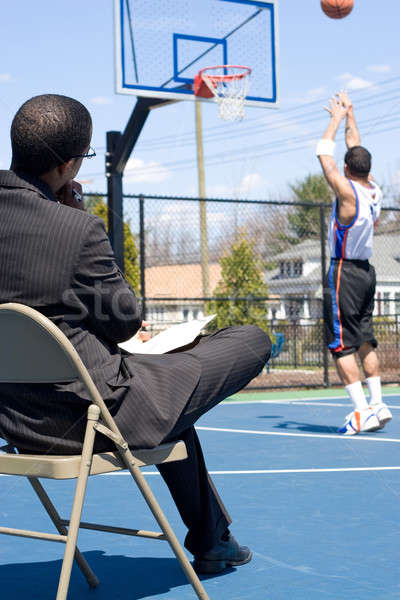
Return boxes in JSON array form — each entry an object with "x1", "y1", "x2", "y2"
[
  {"x1": 334, "y1": 351, "x2": 368, "y2": 409},
  {"x1": 357, "y1": 264, "x2": 392, "y2": 429},
  {"x1": 359, "y1": 342, "x2": 392, "y2": 428},
  {"x1": 324, "y1": 260, "x2": 379, "y2": 433},
  {"x1": 333, "y1": 349, "x2": 378, "y2": 434}
]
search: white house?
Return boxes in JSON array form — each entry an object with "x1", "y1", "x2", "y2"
[{"x1": 264, "y1": 233, "x2": 400, "y2": 322}]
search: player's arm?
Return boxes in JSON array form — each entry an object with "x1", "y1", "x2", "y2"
[
  {"x1": 317, "y1": 95, "x2": 356, "y2": 224},
  {"x1": 338, "y1": 90, "x2": 360, "y2": 148}
]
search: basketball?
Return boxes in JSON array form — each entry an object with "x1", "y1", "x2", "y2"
[{"x1": 321, "y1": 0, "x2": 354, "y2": 19}]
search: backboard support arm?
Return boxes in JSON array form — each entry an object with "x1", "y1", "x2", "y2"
[{"x1": 105, "y1": 96, "x2": 178, "y2": 272}]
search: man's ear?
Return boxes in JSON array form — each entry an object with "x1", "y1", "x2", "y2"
[{"x1": 57, "y1": 159, "x2": 76, "y2": 178}]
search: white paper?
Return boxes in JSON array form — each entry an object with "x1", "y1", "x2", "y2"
[{"x1": 118, "y1": 314, "x2": 216, "y2": 354}]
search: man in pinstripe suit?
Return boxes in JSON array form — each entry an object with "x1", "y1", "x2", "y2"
[{"x1": 0, "y1": 95, "x2": 271, "y2": 574}]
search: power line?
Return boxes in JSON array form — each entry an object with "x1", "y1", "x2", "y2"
[
  {"x1": 130, "y1": 76, "x2": 400, "y2": 149},
  {"x1": 81, "y1": 76, "x2": 400, "y2": 182},
  {"x1": 84, "y1": 110, "x2": 400, "y2": 178}
]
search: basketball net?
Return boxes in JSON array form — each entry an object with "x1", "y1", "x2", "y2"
[{"x1": 194, "y1": 65, "x2": 251, "y2": 121}]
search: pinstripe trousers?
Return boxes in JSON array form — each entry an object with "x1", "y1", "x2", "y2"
[{"x1": 157, "y1": 325, "x2": 271, "y2": 554}]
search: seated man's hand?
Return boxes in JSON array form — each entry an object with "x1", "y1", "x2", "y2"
[
  {"x1": 56, "y1": 180, "x2": 85, "y2": 210},
  {"x1": 135, "y1": 321, "x2": 151, "y2": 343}
]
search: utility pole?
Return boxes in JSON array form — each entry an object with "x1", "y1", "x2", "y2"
[{"x1": 195, "y1": 100, "x2": 210, "y2": 297}]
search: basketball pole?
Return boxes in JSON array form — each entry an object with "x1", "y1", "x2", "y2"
[
  {"x1": 106, "y1": 96, "x2": 174, "y2": 275},
  {"x1": 195, "y1": 100, "x2": 210, "y2": 298}
]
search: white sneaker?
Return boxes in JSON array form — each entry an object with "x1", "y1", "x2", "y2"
[
  {"x1": 369, "y1": 402, "x2": 392, "y2": 430},
  {"x1": 338, "y1": 407, "x2": 380, "y2": 435}
]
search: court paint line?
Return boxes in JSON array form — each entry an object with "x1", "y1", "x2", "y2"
[
  {"x1": 228, "y1": 390, "x2": 400, "y2": 403},
  {"x1": 196, "y1": 426, "x2": 400, "y2": 442},
  {"x1": 2, "y1": 465, "x2": 400, "y2": 479},
  {"x1": 102, "y1": 466, "x2": 400, "y2": 476},
  {"x1": 222, "y1": 396, "x2": 349, "y2": 404},
  {"x1": 222, "y1": 400, "x2": 400, "y2": 408}
]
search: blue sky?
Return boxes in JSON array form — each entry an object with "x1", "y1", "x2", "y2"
[{"x1": 1, "y1": 0, "x2": 400, "y2": 202}]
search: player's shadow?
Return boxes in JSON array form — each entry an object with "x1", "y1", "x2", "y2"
[
  {"x1": 259, "y1": 418, "x2": 338, "y2": 434},
  {"x1": 0, "y1": 550, "x2": 226, "y2": 599},
  {"x1": 257, "y1": 415, "x2": 283, "y2": 419}
]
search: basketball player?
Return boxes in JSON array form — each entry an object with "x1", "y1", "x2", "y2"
[{"x1": 317, "y1": 91, "x2": 392, "y2": 434}]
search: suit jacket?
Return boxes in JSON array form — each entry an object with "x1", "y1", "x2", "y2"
[{"x1": 0, "y1": 171, "x2": 201, "y2": 453}]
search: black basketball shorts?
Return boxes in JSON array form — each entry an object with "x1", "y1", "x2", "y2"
[{"x1": 324, "y1": 258, "x2": 378, "y2": 358}]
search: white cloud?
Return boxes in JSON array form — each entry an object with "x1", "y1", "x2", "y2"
[
  {"x1": 205, "y1": 173, "x2": 265, "y2": 198},
  {"x1": 236, "y1": 173, "x2": 264, "y2": 195},
  {"x1": 292, "y1": 86, "x2": 327, "y2": 105},
  {"x1": 304, "y1": 86, "x2": 327, "y2": 101},
  {"x1": 207, "y1": 183, "x2": 234, "y2": 197},
  {"x1": 367, "y1": 64, "x2": 391, "y2": 73},
  {"x1": 208, "y1": 211, "x2": 231, "y2": 224},
  {"x1": 124, "y1": 157, "x2": 170, "y2": 184},
  {"x1": 337, "y1": 73, "x2": 372, "y2": 90},
  {"x1": 157, "y1": 203, "x2": 191, "y2": 222},
  {"x1": 0, "y1": 74, "x2": 12, "y2": 82},
  {"x1": 91, "y1": 96, "x2": 113, "y2": 105}
]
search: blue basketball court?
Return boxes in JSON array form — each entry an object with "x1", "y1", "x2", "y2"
[{"x1": 1, "y1": 388, "x2": 399, "y2": 600}]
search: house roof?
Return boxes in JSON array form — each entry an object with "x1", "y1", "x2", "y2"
[
  {"x1": 145, "y1": 263, "x2": 222, "y2": 298},
  {"x1": 270, "y1": 238, "x2": 321, "y2": 261}
]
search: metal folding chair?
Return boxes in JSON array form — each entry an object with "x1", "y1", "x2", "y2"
[{"x1": 0, "y1": 303, "x2": 209, "y2": 600}]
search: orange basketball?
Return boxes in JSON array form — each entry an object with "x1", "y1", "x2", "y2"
[{"x1": 321, "y1": 0, "x2": 354, "y2": 19}]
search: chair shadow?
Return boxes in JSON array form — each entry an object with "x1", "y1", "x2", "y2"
[{"x1": 0, "y1": 550, "x2": 229, "y2": 600}]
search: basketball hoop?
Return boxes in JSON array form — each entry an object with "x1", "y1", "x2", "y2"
[{"x1": 193, "y1": 65, "x2": 251, "y2": 121}]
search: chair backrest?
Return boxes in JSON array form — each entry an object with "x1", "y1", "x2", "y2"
[
  {"x1": 0, "y1": 303, "x2": 128, "y2": 443},
  {"x1": 0, "y1": 303, "x2": 80, "y2": 383}
]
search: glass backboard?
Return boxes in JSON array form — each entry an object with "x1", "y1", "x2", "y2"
[{"x1": 114, "y1": 0, "x2": 279, "y2": 108}]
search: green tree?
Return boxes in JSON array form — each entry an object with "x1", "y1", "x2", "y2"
[
  {"x1": 207, "y1": 232, "x2": 269, "y2": 333},
  {"x1": 287, "y1": 174, "x2": 333, "y2": 242},
  {"x1": 85, "y1": 195, "x2": 140, "y2": 291}
]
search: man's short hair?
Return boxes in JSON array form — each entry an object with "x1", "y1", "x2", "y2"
[
  {"x1": 344, "y1": 145, "x2": 371, "y2": 178},
  {"x1": 11, "y1": 94, "x2": 92, "y2": 176}
]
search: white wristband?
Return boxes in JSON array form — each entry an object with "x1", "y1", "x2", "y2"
[{"x1": 316, "y1": 139, "x2": 336, "y2": 156}]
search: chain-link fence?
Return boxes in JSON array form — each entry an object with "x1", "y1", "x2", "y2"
[{"x1": 85, "y1": 192, "x2": 400, "y2": 390}]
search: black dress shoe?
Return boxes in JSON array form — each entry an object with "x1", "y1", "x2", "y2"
[{"x1": 193, "y1": 534, "x2": 252, "y2": 574}]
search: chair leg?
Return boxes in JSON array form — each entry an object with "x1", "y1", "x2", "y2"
[
  {"x1": 120, "y1": 449, "x2": 210, "y2": 600},
  {"x1": 56, "y1": 405, "x2": 100, "y2": 600},
  {"x1": 28, "y1": 477, "x2": 99, "y2": 588}
]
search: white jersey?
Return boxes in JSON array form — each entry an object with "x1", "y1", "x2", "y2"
[{"x1": 328, "y1": 178, "x2": 382, "y2": 260}]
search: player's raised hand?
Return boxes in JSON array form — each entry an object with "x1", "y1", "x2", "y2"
[
  {"x1": 324, "y1": 95, "x2": 347, "y2": 121},
  {"x1": 338, "y1": 90, "x2": 353, "y2": 113}
]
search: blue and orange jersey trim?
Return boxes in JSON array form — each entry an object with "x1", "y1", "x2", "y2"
[
  {"x1": 328, "y1": 258, "x2": 344, "y2": 351},
  {"x1": 333, "y1": 180, "x2": 359, "y2": 259}
]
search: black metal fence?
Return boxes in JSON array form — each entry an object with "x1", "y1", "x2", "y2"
[{"x1": 84, "y1": 192, "x2": 400, "y2": 390}]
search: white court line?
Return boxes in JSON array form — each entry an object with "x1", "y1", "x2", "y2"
[
  {"x1": 292, "y1": 402, "x2": 400, "y2": 409},
  {"x1": 196, "y1": 426, "x2": 400, "y2": 443},
  {"x1": 103, "y1": 466, "x2": 400, "y2": 476},
  {"x1": 223, "y1": 400, "x2": 400, "y2": 409},
  {"x1": 2, "y1": 465, "x2": 399, "y2": 478}
]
